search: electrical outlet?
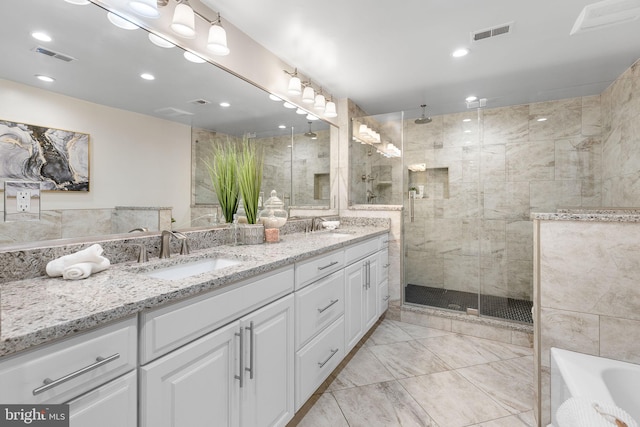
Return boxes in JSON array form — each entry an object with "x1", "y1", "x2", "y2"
[{"x1": 17, "y1": 190, "x2": 31, "y2": 212}]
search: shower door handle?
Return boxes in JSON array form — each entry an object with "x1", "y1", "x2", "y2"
[{"x1": 409, "y1": 192, "x2": 415, "y2": 223}]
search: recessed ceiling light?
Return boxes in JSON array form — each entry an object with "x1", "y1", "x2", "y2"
[
  {"x1": 219, "y1": 102, "x2": 230, "y2": 107},
  {"x1": 452, "y1": 48, "x2": 469, "y2": 58},
  {"x1": 183, "y1": 51, "x2": 206, "y2": 63},
  {"x1": 148, "y1": 33, "x2": 174, "y2": 48},
  {"x1": 463, "y1": 118, "x2": 472, "y2": 122},
  {"x1": 31, "y1": 32, "x2": 52, "y2": 42},
  {"x1": 140, "y1": 73, "x2": 155, "y2": 80},
  {"x1": 278, "y1": 125, "x2": 287, "y2": 129},
  {"x1": 465, "y1": 95, "x2": 478, "y2": 102},
  {"x1": 464, "y1": 129, "x2": 472, "y2": 133},
  {"x1": 269, "y1": 94, "x2": 283, "y2": 101},
  {"x1": 35, "y1": 74, "x2": 55, "y2": 83},
  {"x1": 107, "y1": 12, "x2": 139, "y2": 30},
  {"x1": 283, "y1": 102, "x2": 296, "y2": 109},
  {"x1": 537, "y1": 117, "x2": 548, "y2": 122}
]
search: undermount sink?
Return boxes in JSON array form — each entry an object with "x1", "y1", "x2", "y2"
[{"x1": 143, "y1": 257, "x2": 241, "y2": 280}]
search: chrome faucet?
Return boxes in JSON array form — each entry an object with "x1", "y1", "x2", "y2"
[
  {"x1": 160, "y1": 230, "x2": 190, "y2": 258},
  {"x1": 311, "y1": 217, "x2": 327, "y2": 232},
  {"x1": 128, "y1": 227, "x2": 148, "y2": 232}
]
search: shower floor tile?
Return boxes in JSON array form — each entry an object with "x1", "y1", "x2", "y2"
[{"x1": 404, "y1": 284, "x2": 533, "y2": 323}]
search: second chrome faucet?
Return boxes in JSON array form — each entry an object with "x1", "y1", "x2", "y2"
[{"x1": 160, "y1": 230, "x2": 190, "y2": 258}]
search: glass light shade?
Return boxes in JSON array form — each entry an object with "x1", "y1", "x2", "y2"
[
  {"x1": 107, "y1": 12, "x2": 139, "y2": 30},
  {"x1": 296, "y1": 108, "x2": 307, "y2": 115},
  {"x1": 302, "y1": 86, "x2": 315, "y2": 103},
  {"x1": 287, "y1": 76, "x2": 301, "y2": 95},
  {"x1": 306, "y1": 114, "x2": 319, "y2": 121},
  {"x1": 313, "y1": 94, "x2": 326, "y2": 110},
  {"x1": 324, "y1": 101, "x2": 337, "y2": 117},
  {"x1": 171, "y1": 3, "x2": 196, "y2": 38},
  {"x1": 183, "y1": 51, "x2": 206, "y2": 63},
  {"x1": 129, "y1": 0, "x2": 160, "y2": 18},
  {"x1": 207, "y1": 24, "x2": 230, "y2": 56},
  {"x1": 148, "y1": 33, "x2": 175, "y2": 48},
  {"x1": 283, "y1": 102, "x2": 296, "y2": 109},
  {"x1": 269, "y1": 94, "x2": 282, "y2": 101}
]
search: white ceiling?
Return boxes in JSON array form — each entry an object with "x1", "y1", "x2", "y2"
[{"x1": 207, "y1": 0, "x2": 640, "y2": 118}]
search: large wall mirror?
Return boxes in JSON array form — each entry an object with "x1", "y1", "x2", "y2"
[{"x1": 0, "y1": 0, "x2": 332, "y2": 248}]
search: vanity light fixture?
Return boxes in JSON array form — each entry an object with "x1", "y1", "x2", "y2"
[
  {"x1": 107, "y1": 12, "x2": 139, "y2": 30},
  {"x1": 35, "y1": 74, "x2": 55, "y2": 83},
  {"x1": 207, "y1": 13, "x2": 229, "y2": 56},
  {"x1": 324, "y1": 98, "x2": 337, "y2": 118},
  {"x1": 129, "y1": 0, "x2": 160, "y2": 18},
  {"x1": 302, "y1": 85, "x2": 315, "y2": 104},
  {"x1": 31, "y1": 32, "x2": 52, "y2": 42},
  {"x1": 314, "y1": 92, "x2": 326, "y2": 110},
  {"x1": 183, "y1": 51, "x2": 206, "y2": 63},
  {"x1": 171, "y1": 0, "x2": 196, "y2": 38},
  {"x1": 284, "y1": 68, "x2": 302, "y2": 95},
  {"x1": 148, "y1": 33, "x2": 175, "y2": 48}
]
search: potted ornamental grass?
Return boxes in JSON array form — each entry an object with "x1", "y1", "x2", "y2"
[
  {"x1": 203, "y1": 140, "x2": 239, "y2": 224},
  {"x1": 237, "y1": 139, "x2": 265, "y2": 244}
]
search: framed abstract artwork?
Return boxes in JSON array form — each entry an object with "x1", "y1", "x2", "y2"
[{"x1": 0, "y1": 120, "x2": 89, "y2": 191}]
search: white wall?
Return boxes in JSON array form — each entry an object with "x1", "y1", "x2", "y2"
[{"x1": 0, "y1": 79, "x2": 192, "y2": 226}]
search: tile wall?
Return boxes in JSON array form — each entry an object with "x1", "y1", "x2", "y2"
[{"x1": 534, "y1": 59, "x2": 640, "y2": 426}]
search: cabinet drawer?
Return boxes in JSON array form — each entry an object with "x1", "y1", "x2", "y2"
[
  {"x1": 0, "y1": 317, "x2": 137, "y2": 404},
  {"x1": 140, "y1": 265, "x2": 294, "y2": 364},
  {"x1": 344, "y1": 237, "x2": 378, "y2": 265},
  {"x1": 378, "y1": 233, "x2": 390, "y2": 250},
  {"x1": 295, "y1": 269, "x2": 345, "y2": 349},
  {"x1": 295, "y1": 249, "x2": 344, "y2": 290},
  {"x1": 295, "y1": 316, "x2": 345, "y2": 411}
]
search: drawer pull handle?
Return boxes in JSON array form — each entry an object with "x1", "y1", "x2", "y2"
[
  {"x1": 318, "y1": 348, "x2": 339, "y2": 368},
  {"x1": 33, "y1": 353, "x2": 120, "y2": 395},
  {"x1": 383, "y1": 295, "x2": 391, "y2": 301},
  {"x1": 383, "y1": 263, "x2": 390, "y2": 269},
  {"x1": 317, "y1": 299, "x2": 339, "y2": 313},
  {"x1": 317, "y1": 261, "x2": 339, "y2": 271}
]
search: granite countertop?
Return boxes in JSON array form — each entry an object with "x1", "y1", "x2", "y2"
[
  {"x1": 0, "y1": 226, "x2": 388, "y2": 358},
  {"x1": 531, "y1": 209, "x2": 640, "y2": 222}
]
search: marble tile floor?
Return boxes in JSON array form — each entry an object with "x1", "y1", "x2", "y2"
[{"x1": 288, "y1": 318, "x2": 534, "y2": 427}]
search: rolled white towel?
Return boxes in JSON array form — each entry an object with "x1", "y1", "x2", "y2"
[
  {"x1": 46, "y1": 244, "x2": 108, "y2": 277},
  {"x1": 556, "y1": 397, "x2": 637, "y2": 427},
  {"x1": 61, "y1": 258, "x2": 110, "y2": 280}
]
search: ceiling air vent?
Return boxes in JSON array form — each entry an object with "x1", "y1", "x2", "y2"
[
  {"x1": 570, "y1": 0, "x2": 640, "y2": 35},
  {"x1": 472, "y1": 22, "x2": 513, "y2": 42},
  {"x1": 32, "y1": 46, "x2": 76, "y2": 62}
]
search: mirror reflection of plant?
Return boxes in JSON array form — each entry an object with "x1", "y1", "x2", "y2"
[
  {"x1": 203, "y1": 140, "x2": 239, "y2": 223},
  {"x1": 237, "y1": 140, "x2": 264, "y2": 225}
]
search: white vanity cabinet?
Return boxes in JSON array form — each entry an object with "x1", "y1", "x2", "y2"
[
  {"x1": 377, "y1": 236, "x2": 390, "y2": 315},
  {"x1": 0, "y1": 317, "x2": 137, "y2": 427},
  {"x1": 139, "y1": 266, "x2": 295, "y2": 427},
  {"x1": 344, "y1": 236, "x2": 388, "y2": 353}
]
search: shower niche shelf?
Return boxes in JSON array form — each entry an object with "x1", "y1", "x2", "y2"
[{"x1": 409, "y1": 167, "x2": 449, "y2": 199}]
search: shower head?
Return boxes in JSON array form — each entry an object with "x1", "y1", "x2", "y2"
[
  {"x1": 415, "y1": 104, "x2": 432, "y2": 124},
  {"x1": 304, "y1": 121, "x2": 317, "y2": 138}
]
